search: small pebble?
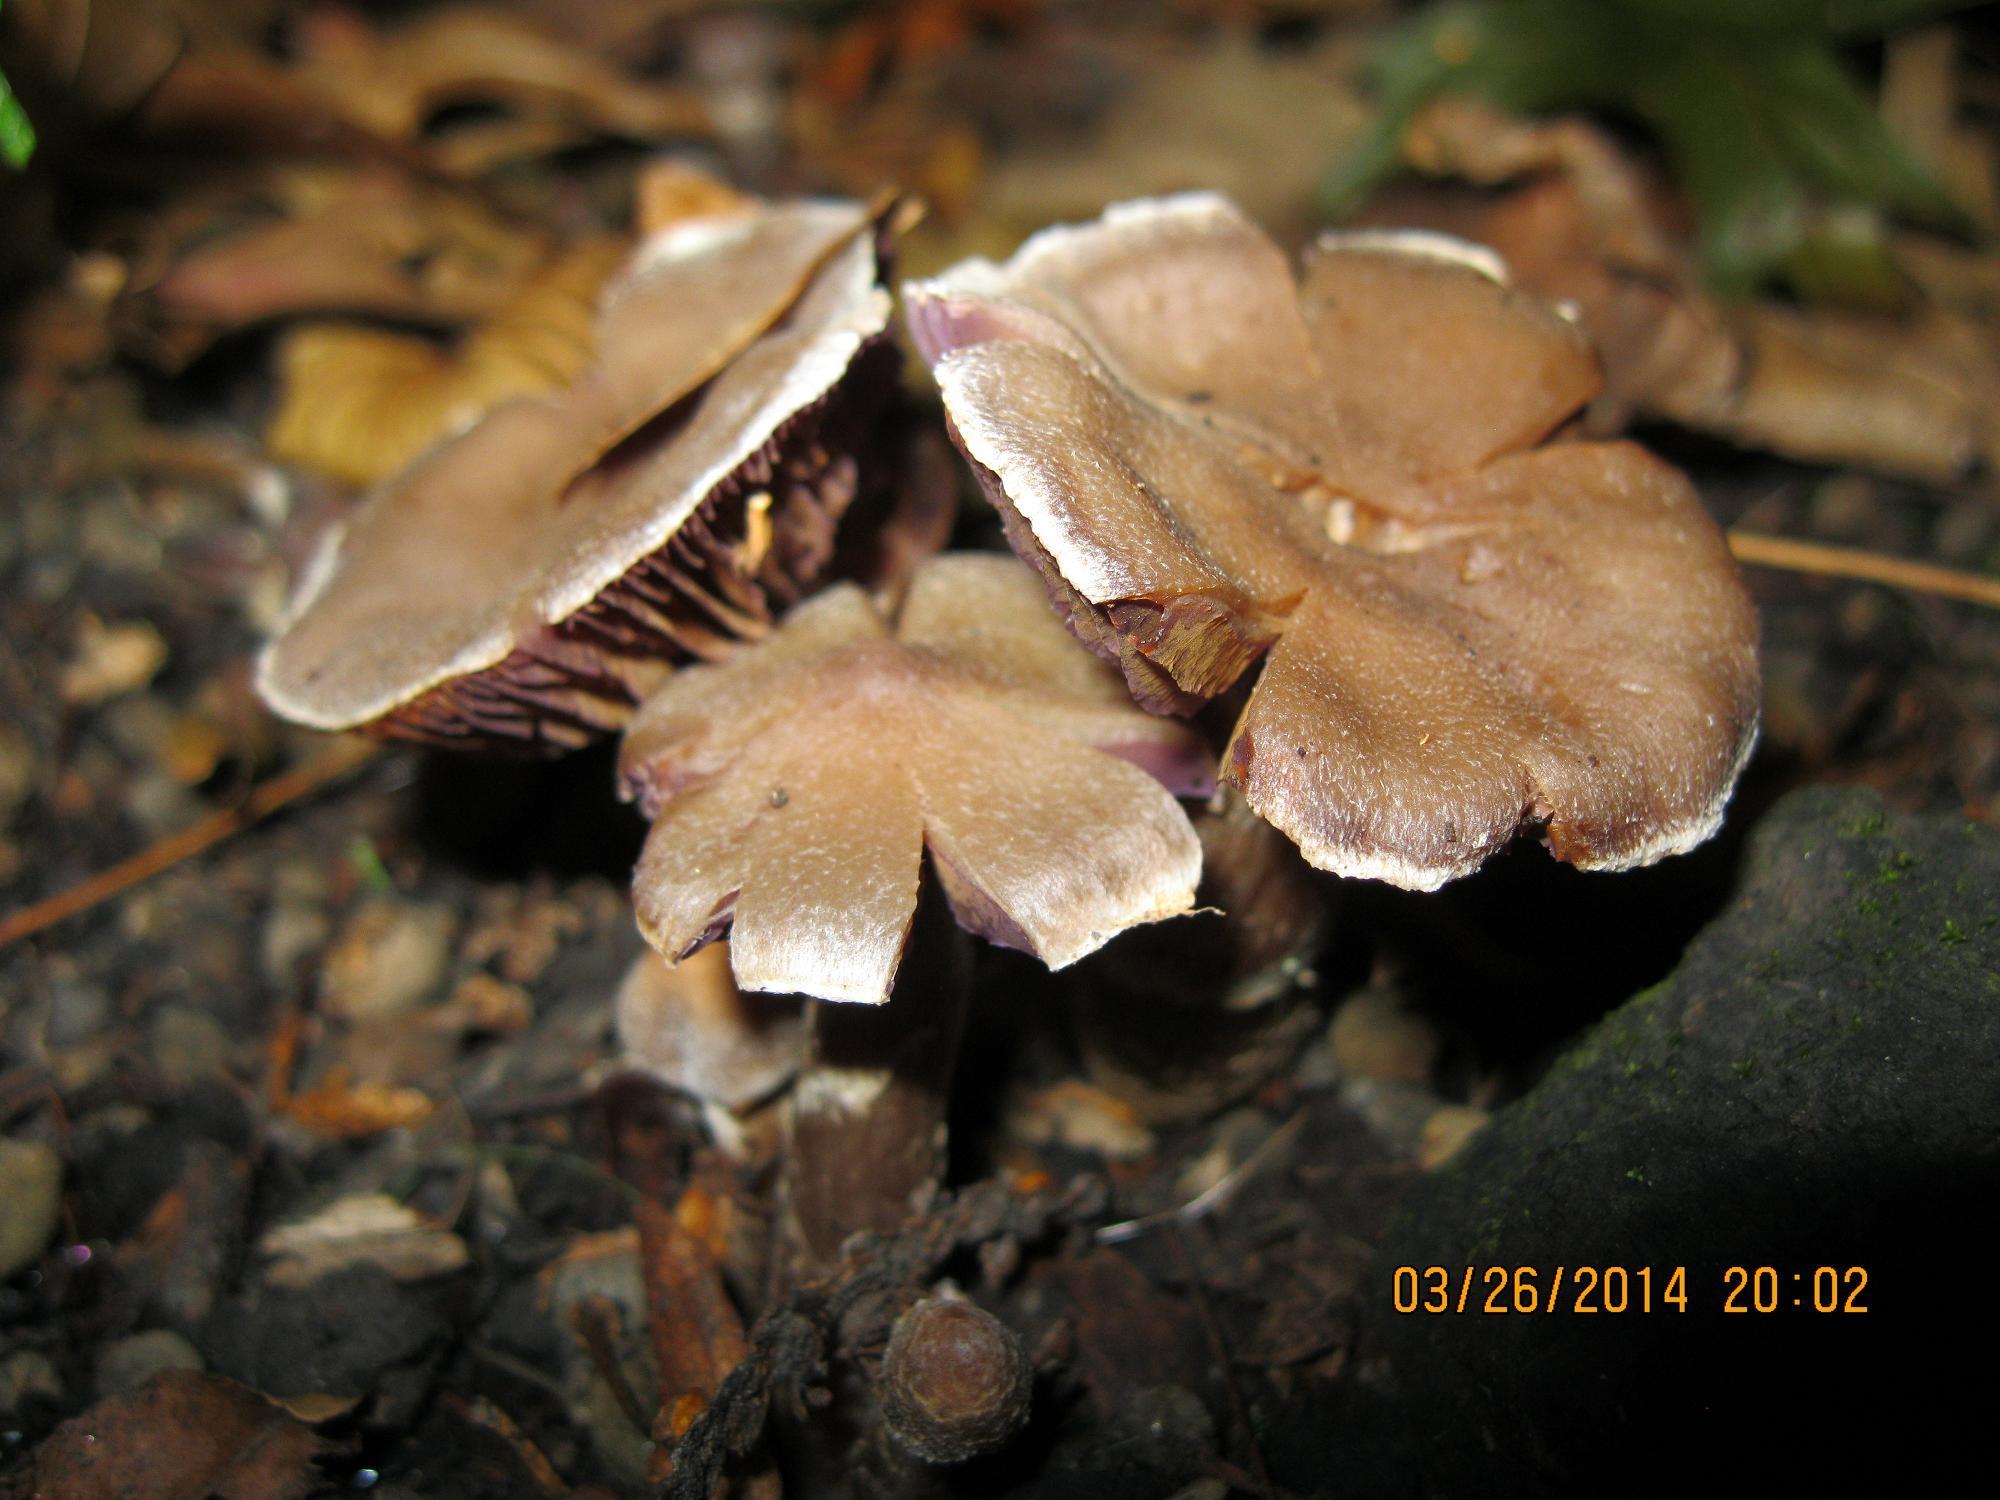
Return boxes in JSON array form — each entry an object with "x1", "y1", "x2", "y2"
[
  {"x1": 94, "y1": 1329, "x2": 204, "y2": 1397},
  {"x1": 321, "y1": 902, "x2": 456, "y2": 1023},
  {"x1": 0, "y1": 1140, "x2": 63, "y2": 1281},
  {"x1": 0, "y1": 1350, "x2": 61, "y2": 1413},
  {"x1": 1329, "y1": 987, "x2": 1441, "y2": 1084},
  {"x1": 148, "y1": 1006, "x2": 239, "y2": 1089}
]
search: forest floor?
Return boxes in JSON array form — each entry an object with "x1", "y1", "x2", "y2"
[{"x1": 3, "y1": 3, "x2": 1998, "y2": 1496}]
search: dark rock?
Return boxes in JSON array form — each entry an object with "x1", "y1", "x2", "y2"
[
  {"x1": 1351, "y1": 787, "x2": 2000, "y2": 1490},
  {"x1": 200, "y1": 1264, "x2": 450, "y2": 1407}
]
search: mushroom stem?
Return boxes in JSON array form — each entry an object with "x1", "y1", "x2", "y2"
[
  {"x1": 1074, "y1": 791, "x2": 1328, "y2": 1124},
  {"x1": 778, "y1": 883, "x2": 972, "y2": 1281}
]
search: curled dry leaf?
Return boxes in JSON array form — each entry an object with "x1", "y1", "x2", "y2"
[
  {"x1": 909, "y1": 194, "x2": 1760, "y2": 890},
  {"x1": 292, "y1": 6, "x2": 708, "y2": 160},
  {"x1": 120, "y1": 166, "x2": 549, "y2": 369},
  {"x1": 257, "y1": 195, "x2": 898, "y2": 750},
  {"x1": 1381, "y1": 102, "x2": 2000, "y2": 483},
  {"x1": 266, "y1": 236, "x2": 630, "y2": 487},
  {"x1": 1386, "y1": 100, "x2": 1743, "y2": 435},
  {"x1": 618, "y1": 553, "x2": 1212, "y2": 1004}
]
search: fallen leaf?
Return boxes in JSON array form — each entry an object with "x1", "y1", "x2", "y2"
[
  {"x1": 259, "y1": 1192, "x2": 470, "y2": 1288},
  {"x1": 1006, "y1": 1080, "x2": 1155, "y2": 1161},
  {"x1": 1326, "y1": 0, "x2": 1968, "y2": 297},
  {"x1": 26, "y1": 1369, "x2": 339, "y2": 1500},
  {"x1": 119, "y1": 166, "x2": 549, "y2": 369},
  {"x1": 59, "y1": 614, "x2": 168, "y2": 705},
  {"x1": 293, "y1": 6, "x2": 709, "y2": 157},
  {"x1": 281, "y1": 1068, "x2": 435, "y2": 1140},
  {"x1": 265, "y1": 236, "x2": 629, "y2": 486}
]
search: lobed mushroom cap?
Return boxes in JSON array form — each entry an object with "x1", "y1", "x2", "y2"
[
  {"x1": 618, "y1": 553, "x2": 1212, "y2": 1005},
  {"x1": 907, "y1": 194, "x2": 1760, "y2": 891},
  {"x1": 257, "y1": 197, "x2": 894, "y2": 747}
]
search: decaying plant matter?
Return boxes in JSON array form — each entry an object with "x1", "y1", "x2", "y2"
[
  {"x1": 257, "y1": 190, "x2": 899, "y2": 750},
  {"x1": 908, "y1": 192, "x2": 1761, "y2": 890}
]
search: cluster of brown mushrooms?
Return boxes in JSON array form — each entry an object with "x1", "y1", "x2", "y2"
[{"x1": 257, "y1": 184, "x2": 1760, "y2": 1466}]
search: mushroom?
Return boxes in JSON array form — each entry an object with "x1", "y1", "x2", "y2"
[
  {"x1": 614, "y1": 942, "x2": 804, "y2": 1158},
  {"x1": 906, "y1": 193, "x2": 1760, "y2": 890},
  {"x1": 616, "y1": 551, "x2": 1211, "y2": 1269},
  {"x1": 257, "y1": 191, "x2": 899, "y2": 750},
  {"x1": 1073, "y1": 787, "x2": 1329, "y2": 1125}
]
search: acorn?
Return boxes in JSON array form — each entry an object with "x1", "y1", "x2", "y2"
[{"x1": 877, "y1": 1296, "x2": 1032, "y2": 1465}]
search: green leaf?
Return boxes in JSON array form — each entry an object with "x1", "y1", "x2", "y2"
[
  {"x1": 2, "y1": 0, "x2": 35, "y2": 170},
  {"x1": 0, "y1": 71, "x2": 33, "y2": 170}
]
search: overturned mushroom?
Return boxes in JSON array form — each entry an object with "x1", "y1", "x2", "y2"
[
  {"x1": 617, "y1": 552, "x2": 1210, "y2": 1268},
  {"x1": 907, "y1": 194, "x2": 1760, "y2": 890},
  {"x1": 615, "y1": 943, "x2": 804, "y2": 1158},
  {"x1": 257, "y1": 191, "x2": 899, "y2": 750}
]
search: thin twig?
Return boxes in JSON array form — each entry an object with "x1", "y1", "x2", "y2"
[
  {"x1": 1728, "y1": 530, "x2": 2000, "y2": 611},
  {"x1": 1096, "y1": 1112, "x2": 1305, "y2": 1246},
  {"x1": 0, "y1": 736, "x2": 383, "y2": 951}
]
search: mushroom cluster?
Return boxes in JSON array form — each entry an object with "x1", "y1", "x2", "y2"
[{"x1": 253, "y1": 180, "x2": 1764, "y2": 1466}]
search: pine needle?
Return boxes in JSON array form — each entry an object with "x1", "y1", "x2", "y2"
[
  {"x1": 0, "y1": 736, "x2": 383, "y2": 951},
  {"x1": 1728, "y1": 529, "x2": 2000, "y2": 612}
]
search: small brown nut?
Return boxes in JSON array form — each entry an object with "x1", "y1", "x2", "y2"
[{"x1": 878, "y1": 1296, "x2": 1032, "y2": 1465}]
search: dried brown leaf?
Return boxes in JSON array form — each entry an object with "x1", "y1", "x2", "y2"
[
  {"x1": 26, "y1": 1370, "x2": 337, "y2": 1500},
  {"x1": 120, "y1": 167, "x2": 548, "y2": 368},
  {"x1": 280, "y1": 1068, "x2": 435, "y2": 1140},
  {"x1": 293, "y1": 6, "x2": 708, "y2": 154},
  {"x1": 266, "y1": 237, "x2": 629, "y2": 487}
]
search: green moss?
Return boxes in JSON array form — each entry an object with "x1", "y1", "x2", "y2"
[
  {"x1": 1839, "y1": 812, "x2": 1886, "y2": 839},
  {"x1": 1730, "y1": 1056, "x2": 1757, "y2": 1080},
  {"x1": 1876, "y1": 851, "x2": 1917, "y2": 886},
  {"x1": 1941, "y1": 919, "x2": 1968, "y2": 947}
]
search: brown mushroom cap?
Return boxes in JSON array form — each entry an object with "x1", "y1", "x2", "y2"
[
  {"x1": 907, "y1": 194, "x2": 1760, "y2": 891},
  {"x1": 618, "y1": 553, "x2": 1212, "y2": 1004},
  {"x1": 257, "y1": 197, "x2": 895, "y2": 749}
]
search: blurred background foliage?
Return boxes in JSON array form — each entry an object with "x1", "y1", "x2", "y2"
[
  {"x1": 0, "y1": 2, "x2": 36, "y2": 169},
  {"x1": 1326, "y1": 0, "x2": 1986, "y2": 300}
]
